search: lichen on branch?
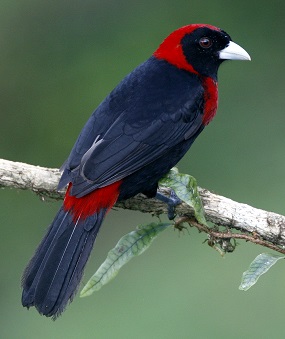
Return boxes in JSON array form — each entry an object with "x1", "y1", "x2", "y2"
[{"x1": 1, "y1": 158, "x2": 285, "y2": 250}]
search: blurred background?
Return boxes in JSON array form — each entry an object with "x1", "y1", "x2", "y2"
[{"x1": 1, "y1": 1, "x2": 285, "y2": 338}]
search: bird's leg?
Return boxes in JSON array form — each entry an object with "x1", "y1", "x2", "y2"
[{"x1": 155, "y1": 190, "x2": 182, "y2": 220}]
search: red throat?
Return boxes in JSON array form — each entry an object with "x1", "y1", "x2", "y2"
[
  {"x1": 202, "y1": 77, "x2": 218, "y2": 125},
  {"x1": 64, "y1": 181, "x2": 122, "y2": 221},
  {"x1": 153, "y1": 24, "x2": 220, "y2": 73}
]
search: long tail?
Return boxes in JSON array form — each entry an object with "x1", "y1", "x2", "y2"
[{"x1": 22, "y1": 181, "x2": 121, "y2": 318}]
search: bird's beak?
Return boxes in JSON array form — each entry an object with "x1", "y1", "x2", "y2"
[{"x1": 219, "y1": 41, "x2": 251, "y2": 61}]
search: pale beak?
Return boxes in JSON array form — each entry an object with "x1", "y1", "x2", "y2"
[{"x1": 219, "y1": 41, "x2": 251, "y2": 61}]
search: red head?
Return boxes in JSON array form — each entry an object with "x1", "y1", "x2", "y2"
[{"x1": 154, "y1": 24, "x2": 250, "y2": 78}]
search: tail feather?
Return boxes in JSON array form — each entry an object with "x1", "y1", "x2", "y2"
[{"x1": 22, "y1": 206, "x2": 106, "y2": 318}]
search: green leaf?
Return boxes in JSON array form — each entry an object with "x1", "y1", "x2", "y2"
[
  {"x1": 159, "y1": 167, "x2": 207, "y2": 225},
  {"x1": 80, "y1": 222, "x2": 171, "y2": 297},
  {"x1": 239, "y1": 253, "x2": 285, "y2": 291}
]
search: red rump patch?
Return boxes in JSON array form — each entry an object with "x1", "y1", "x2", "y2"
[
  {"x1": 202, "y1": 77, "x2": 218, "y2": 125},
  {"x1": 64, "y1": 181, "x2": 122, "y2": 221},
  {"x1": 153, "y1": 24, "x2": 220, "y2": 73}
]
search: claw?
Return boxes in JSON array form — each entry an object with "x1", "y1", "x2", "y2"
[{"x1": 155, "y1": 190, "x2": 182, "y2": 219}]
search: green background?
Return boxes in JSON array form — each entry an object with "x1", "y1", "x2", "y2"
[{"x1": 1, "y1": 1, "x2": 285, "y2": 338}]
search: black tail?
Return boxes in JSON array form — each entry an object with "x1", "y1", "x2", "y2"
[{"x1": 22, "y1": 206, "x2": 106, "y2": 318}]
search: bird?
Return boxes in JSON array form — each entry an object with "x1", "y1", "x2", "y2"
[{"x1": 21, "y1": 24, "x2": 250, "y2": 318}]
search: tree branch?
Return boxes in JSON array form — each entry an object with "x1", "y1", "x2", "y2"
[{"x1": 2, "y1": 158, "x2": 285, "y2": 252}]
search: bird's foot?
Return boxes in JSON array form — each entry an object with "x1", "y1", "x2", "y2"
[{"x1": 155, "y1": 190, "x2": 182, "y2": 220}]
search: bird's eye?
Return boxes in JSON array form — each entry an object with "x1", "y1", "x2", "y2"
[{"x1": 199, "y1": 37, "x2": 213, "y2": 48}]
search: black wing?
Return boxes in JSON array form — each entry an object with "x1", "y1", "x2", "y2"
[{"x1": 59, "y1": 58, "x2": 204, "y2": 197}]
